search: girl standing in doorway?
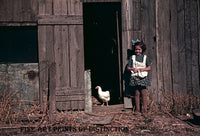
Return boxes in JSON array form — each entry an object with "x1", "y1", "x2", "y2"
[{"x1": 127, "y1": 40, "x2": 151, "y2": 115}]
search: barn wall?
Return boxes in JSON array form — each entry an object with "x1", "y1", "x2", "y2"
[
  {"x1": 149, "y1": 0, "x2": 200, "y2": 99},
  {"x1": 0, "y1": 0, "x2": 85, "y2": 113},
  {"x1": 0, "y1": 0, "x2": 39, "y2": 110},
  {"x1": 122, "y1": 0, "x2": 200, "y2": 104},
  {"x1": 0, "y1": 0, "x2": 199, "y2": 108},
  {"x1": 155, "y1": 0, "x2": 199, "y2": 97}
]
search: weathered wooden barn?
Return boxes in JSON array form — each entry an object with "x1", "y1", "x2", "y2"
[{"x1": 0, "y1": 0, "x2": 200, "y2": 118}]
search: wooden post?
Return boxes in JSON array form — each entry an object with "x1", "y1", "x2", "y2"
[{"x1": 84, "y1": 70, "x2": 92, "y2": 112}]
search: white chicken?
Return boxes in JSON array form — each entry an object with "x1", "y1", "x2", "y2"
[{"x1": 95, "y1": 86, "x2": 110, "y2": 106}]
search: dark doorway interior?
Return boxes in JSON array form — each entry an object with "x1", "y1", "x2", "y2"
[
  {"x1": 83, "y1": 3, "x2": 122, "y2": 104},
  {"x1": 0, "y1": 26, "x2": 38, "y2": 63}
]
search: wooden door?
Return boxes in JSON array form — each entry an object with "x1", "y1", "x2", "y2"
[{"x1": 38, "y1": 0, "x2": 84, "y2": 114}]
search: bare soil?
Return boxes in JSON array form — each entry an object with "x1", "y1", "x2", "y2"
[{"x1": 1, "y1": 103, "x2": 200, "y2": 136}]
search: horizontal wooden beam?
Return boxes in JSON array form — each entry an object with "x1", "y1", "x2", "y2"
[
  {"x1": 56, "y1": 95, "x2": 85, "y2": 101},
  {"x1": 38, "y1": 15, "x2": 83, "y2": 25},
  {"x1": 56, "y1": 101, "x2": 85, "y2": 110},
  {"x1": 56, "y1": 87, "x2": 85, "y2": 95},
  {"x1": 0, "y1": 22, "x2": 37, "y2": 26}
]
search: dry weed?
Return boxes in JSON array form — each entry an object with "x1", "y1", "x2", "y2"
[
  {"x1": 148, "y1": 91, "x2": 200, "y2": 115},
  {"x1": 1, "y1": 88, "x2": 200, "y2": 127}
]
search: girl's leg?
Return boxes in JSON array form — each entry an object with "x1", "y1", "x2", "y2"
[
  {"x1": 141, "y1": 89, "x2": 147, "y2": 113},
  {"x1": 135, "y1": 89, "x2": 140, "y2": 112}
]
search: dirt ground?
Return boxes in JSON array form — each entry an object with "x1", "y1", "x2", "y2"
[{"x1": 1, "y1": 101, "x2": 200, "y2": 135}]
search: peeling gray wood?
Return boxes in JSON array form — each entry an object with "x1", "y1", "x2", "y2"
[{"x1": 0, "y1": 63, "x2": 39, "y2": 110}]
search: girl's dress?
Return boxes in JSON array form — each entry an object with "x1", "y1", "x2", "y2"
[{"x1": 127, "y1": 54, "x2": 151, "y2": 87}]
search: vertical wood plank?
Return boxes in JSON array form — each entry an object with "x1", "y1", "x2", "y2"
[
  {"x1": 161, "y1": 0, "x2": 172, "y2": 94},
  {"x1": 53, "y1": 0, "x2": 68, "y2": 15},
  {"x1": 141, "y1": 0, "x2": 157, "y2": 100},
  {"x1": 69, "y1": 25, "x2": 84, "y2": 88},
  {"x1": 45, "y1": 0, "x2": 53, "y2": 15},
  {"x1": 155, "y1": 0, "x2": 164, "y2": 100},
  {"x1": 38, "y1": 26, "x2": 49, "y2": 111},
  {"x1": 122, "y1": 0, "x2": 140, "y2": 32},
  {"x1": 47, "y1": 26, "x2": 55, "y2": 63},
  {"x1": 39, "y1": 0, "x2": 46, "y2": 15},
  {"x1": 121, "y1": 0, "x2": 131, "y2": 103},
  {"x1": 132, "y1": 0, "x2": 141, "y2": 31},
  {"x1": 53, "y1": 0, "x2": 70, "y2": 89},
  {"x1": 122, "y1": 0, "x2": 132, "y2": 58},
  {"x1": 69, "y1": 26, "x2": 78, "y2": 88},
  {"x1": 68, "y1": 0, "x2": 82, "y2": 16},
  {"x1": 156, "y1": 0, "x2": 172, "y2": 100},
  {"x1": 122, "y1": 0, "x2": 142, "y2": 107},
  {"x1": 170, "y1": 0, "x2": 188, "y2": 95},
  {"x1": 53, "y1": 0, "x2": 62, "y2": 15},
  {"x1": 170, "y1": 0, "x2": 179, "y2": 94},
  {"x1": 177, "y1": 0, "x2": 187, "y2": 94},
  {"x1": 39, "y1": 0, "x2": 53, "y2": 15},
  {"x1": 121, "y1": 31, "x2": 130, "y2": 69},
  {"x1": 54, "y1": 25, "x2": 70, "y2": 88},
  {"x1": 61, "y1": 0, "x2": 68, "y2": 15},
  {"x1": 31, "y1": 0, "x2": 39, "y2": 18},
  {"x1": 49, "y1": 62, "x2": 56, "y2": 122},
  {"x1": 198, "y1": 0, "x2": 200, "y2": 75},
  {"x1": 121, "y1": 0, "x2": 141, "y2": 69},
  {"x1": 185, "y1": 0, "x2": 193, "y2": 93},
  {"x1": 61, "y1": 26, "x2": 70, "y2": 87},
  {"x1": 46, "y1": 25, "x2": 54, "y2": 111},
  {"x1": 38, "y1": 0, "x2": 53, "y2": 111},
  {"x1": 190, "y1": 0, "x2": 199, "y2": 95},
  {"x1": 45, "y1": 25, "x2": 55, "y2": 115},
  {"x1": 54, "y1": 26, "x2": 62, "y2": 88}
]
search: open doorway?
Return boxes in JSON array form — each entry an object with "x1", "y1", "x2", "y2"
[{"x1": 83, "y1": 3, "x2": 122, "y2": 104}]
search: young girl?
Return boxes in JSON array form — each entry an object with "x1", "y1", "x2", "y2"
[{"x1": 127, "y1": 40, "x2": 151, "y2": 115}]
